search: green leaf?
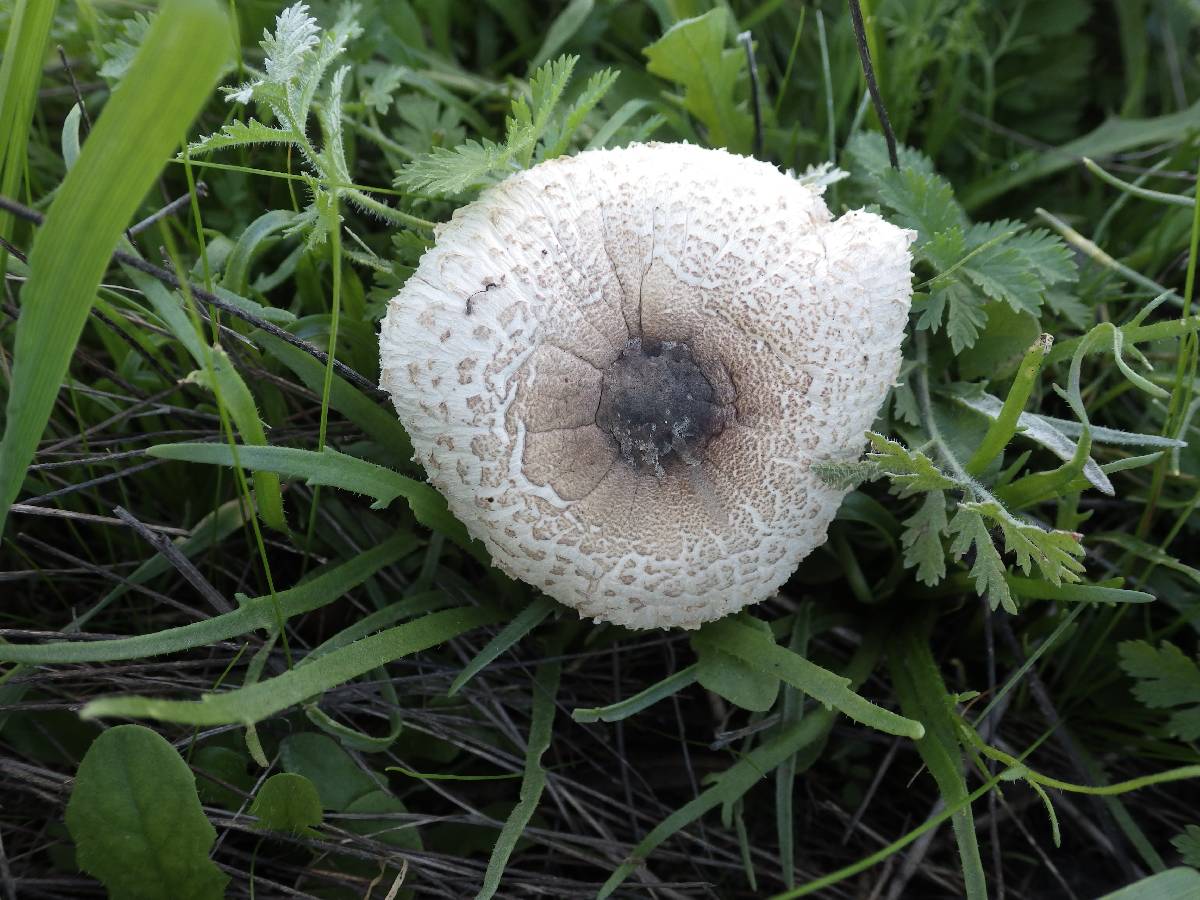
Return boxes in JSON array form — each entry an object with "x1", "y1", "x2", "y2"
[
  {"x1": 694, "y1": 619, "x2": 924, "y2": 739},
  {"x1": 642, "y1": 8, "x2": 751, "y2": 152},
  {"x1": 571, "y1": 665, "x2": 699, "y2": 724},
  {"x1": 1171, "y1": 825, "x2": 1200, "y2": 867},
  {"x1": 250, "y1": 773, "x2": 323, "y2": 835},
  {"x1": 845, "y1": 131, "x2": 936, "y2": 178},
  {"x1": 1098, "y1": 868, "x2": 1200, "y2": 900},
  {"x1": 184, "y1": 346, "x2": 286, "y2": 530},
  {"x1": 80, "y1": 606, "x2": 502, "y2": 726},
  {"x1": 968, "y1": 500, "x2": 1086, "y2": 586},
  {"x1": 394, "y1": 136, "x2": 514, "y2": 195},
  {"x1": 0, "y1": 0, "x2": 233, "y2": 533},
  {"x1": 96, "y1": 11, "x2": 154, "y2": 82},
  {"x1": 280, "y1": 733, "x2": 381, "y2": 810},
  {"x1": 693, "y1": 616, "x2": 781, "y2": 712},
  {"x1": 875, "y1": 166, "x2": 963, "y2": 243},
  {"x1": 341, "y1": 791, "x2": 423, "y2": 850},
  {"x1": 186, "y1": 118, "x2": 296, "y2": 156},
  {"x1": 901, "y1": 491, "x2": 948, "y2": 586},
  {"x1": 65, "y1": 725, "x2": 229, "y2": 900},
  {"x1": 866, "y1": 433, "x2": 956, "y2": 496},
  {"x1": 1118, "y1": 641, "x2": 1200, "y2": 740},
  {"x1": 193, "y1": 745, "x2": 254, "y2": 810},
  {"x1": 946, "y1": 506, "x2": 1016, "y2": 613},
  {"x1": 543, "y1": 67, "x2": 620, "y2": 159}
]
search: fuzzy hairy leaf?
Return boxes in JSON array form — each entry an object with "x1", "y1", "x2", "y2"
[
  {"x1": 543, "y1": 67, "x2": 620, "y2": 159},
  {"x1": 947, "y1": 506, "x2": 1016, "y2": 613},
  {"x1": 188, "y1": 118, "x2": 296, "y2": 155},
  {"x1": 1118, "y1": 641, "x2": 1200, "y2": 741},
  {"x1": 97, "y1": 12, "x2": 154, "y2": 82},
  {"x1": 395, "y1": 135, "x2": 513, "y2": 194},
  {"x1": 968, "y1": 500, "x2": 1085, "y2": 586},
  {"x1": 866, "y1": 433, "x2": 956, "y2": 496},
  {"x1": 1171, "y1": 825, "x2": 1200, "y2": 867},
  {"x1": 398, "y1": 54, "x2": 580, "y2": 194},
  {"x1": 901, "y1": 491, "x2": 949, "y2": 586}
]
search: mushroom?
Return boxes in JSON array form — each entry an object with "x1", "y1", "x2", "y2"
[{"x1": 379, "y1": 142, "x2": 913, "y2": 630}]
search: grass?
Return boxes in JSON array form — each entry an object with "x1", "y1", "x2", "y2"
[{"x1": 1, "y1": 1, "x2": 1199, "y2": 898}]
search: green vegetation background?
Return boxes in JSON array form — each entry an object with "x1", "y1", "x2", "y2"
[{"x1": 1, "y1": 0, "x2": 1199, "y2": 898}]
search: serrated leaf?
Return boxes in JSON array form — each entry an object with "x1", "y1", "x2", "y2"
[
  {"x1": 874, "y1": 166, "x2": 963, "y2": 244},
  {"x1": 946, "y1": 506, "x2": 1016, "y2": 613},
  {"x1": 543, "y1": 67, "x2": 620, "y2": 159},
  {"x1": 188, "y1": 117, "x2": 296, "y2": 156},
  {"x1": 97, "y1": 12, "x2": 154, "y2": 83},
  {"x1": 1004, "y1": 227, "x2": 1078, "y2": 285},
  {"x1": 866, "y1": 433, "x2": 956, "y2": 496},
  {"x1": 643, "y1": 8, "x2": 751, "y2": 152},
  {"x1": 941, "y1": 280, "x2": 988, "y2": 353},
  {"x1": 250, "y1": 772, "x2": 323, "y2": 835},
  {"x1": 845, "y1": 131, "x2": 936, "y2": 178},
  {"x1": 65, "y1": 725, "x2": 229, "y2": 900},
  {"x1": 967, "y1": 500, "x2": 1085, "y2": 586},
  {"x1": 396, "y1": 137, "x2": 513, "y2": 195},
  {"x1": 901, "y1": 491, "x2": 948, "y2": 585},
  {"x1": 1171, "y1": 825, "x2": 1200, "y2": 867},
  {"x1": 1118, "y1": 641, "x2": 1200, "y2": 740}
]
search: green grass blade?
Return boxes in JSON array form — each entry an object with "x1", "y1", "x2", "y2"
[
  {"x1": 0, "y1": 0, "x2": 232, "y2": 533},
  {"x1": 889, "y1": 620, "x2": 988, "y2": 900},
  {"x1": 146, "y1": 442, "x2": 482, "y2": 558},
  {"x1": 255, "y1": 330, "x2": 412, "y2": 453},
  {"x1": 449, "y1": 596, "x2": 555, "y2": 696},
  {"x1": 0, "y1": 0, "x2": 59, "y2": 243},
  {"x1": 598, "y1": 636, "x2": 884, "y2": 898},
  {"x1": 0, "y1": 534, "x2": 417, "y2": 664},
  {"x1": 80, "y1": 606, "x2": 501, "y2": 726},
  {"x1": 477, "y1": 638, "x2": 564, "y2": 900}
]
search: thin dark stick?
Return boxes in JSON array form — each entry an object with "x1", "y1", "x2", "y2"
[
  {"x1": 56, "y1": 46, "x2": 93, "y2": 136},
  {"x1": 130, "y1": 182, "x2": 208, "y2": 235},
  {"x1": 20, "y1": 458, "x2": 163, "y2": 506},
  {"x1": 738, "y1": 31, "x2": 764, "y2": 159},
  {"x1": 847, "y1": 0, "x2": 898, "y2": 169},
  {"x1": 0, "y1": 193, "x2": 387, "y2": 400},
  {"x1": 113, "y1": 505, "x2": 233, "y2": 614},
  {"x1": 0, "y1": 234, "x2": 26, "y2": 264}
]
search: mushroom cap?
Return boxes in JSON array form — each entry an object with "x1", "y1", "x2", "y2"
[{"x1": 379, "y1": 142, "x2": 913, "y2": 630}]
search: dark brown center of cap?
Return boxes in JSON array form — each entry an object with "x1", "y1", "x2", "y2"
[{"x1": 596, "y1": 339, "x2": 722, "y2": 476}]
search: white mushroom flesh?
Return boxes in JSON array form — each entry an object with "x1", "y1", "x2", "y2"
[{"x1": 380, "y1": 142, "x2": 914, "y2": 630}]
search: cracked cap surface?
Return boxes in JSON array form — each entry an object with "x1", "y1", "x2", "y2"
[{"x1": 379, "y1": 142, "x2": 914, "y2": 630}]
